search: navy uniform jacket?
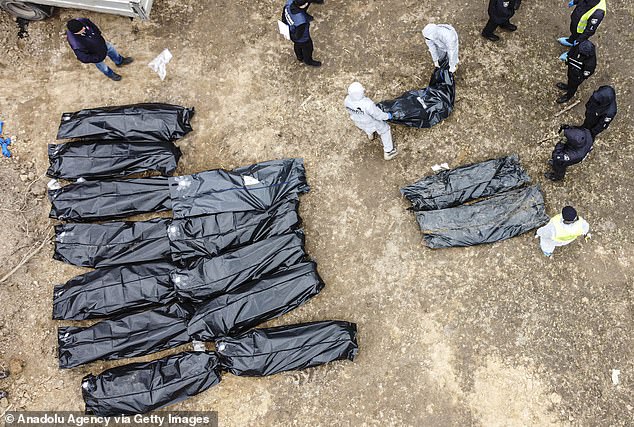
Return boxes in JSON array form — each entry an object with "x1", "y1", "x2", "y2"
[
  {"x1": 552, "y1": 127, "x2": 594, "y2": 166},
  {"x1": 66, "y1": 18, "x2": 107, "y2": 63}
]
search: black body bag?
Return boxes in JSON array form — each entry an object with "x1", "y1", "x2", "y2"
[
  {"x1": 187, "y1": 262, "x2": 324, "y2": 341},
  {"x1": 83, "y1": 351, "x2": 220, "y2": 416},
  {"x1": 172, "y1": 231, "x2": 307, "y2": 303},
  {"x1": 48, "y1": 177, "x2": 171, "y2": 222},
  {"x1": 378, "y1": 58, "x2": 455, "y2": 128},
  {"x1": 53, "y1": 219, "x2": 171, "y2": 268},
  {"x1": 56, "y1": 103, "x2": 194, "y2": 142},
  {"x1": 217, "y1": 320, "x2": 358, "y2": 376},
  {"x1": 169, "y1": 158, "x2": 310, "y2": 218},
  {"x1": 415, "y1": 185, "x2": 549, "y2": 248},
  {"x1": 46, "y1": 140, "x2": 182, "y2": 180},
  {"x1": 53, "y1": 262, "x2": 175, "y2": 320},
  {"x1": 58, "y1": 302, "x2": 192, "y2": 369},
  {"x1": 400, "y1": 155, "x2": 531, "y2": 211}
]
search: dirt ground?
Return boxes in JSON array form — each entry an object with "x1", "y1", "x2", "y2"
[{"x1": 0, "y1": 0, "x2": 632, "y2": 425}]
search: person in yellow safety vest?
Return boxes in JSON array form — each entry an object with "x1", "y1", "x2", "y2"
[
  {"x1": 558, "y1": 0, "x2": 606, "y2": 49},
  {"x1": 536, "y1": 206, "x2": 590, "y2": 257}
]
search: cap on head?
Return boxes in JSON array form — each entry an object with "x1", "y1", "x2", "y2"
[
  {"x1": 66, "y1": 19, "x2": 84, "y2": 33},
  {"x1": 293, "y1": 0, "x2": 310, "y2": 6},
  {"x1": 578, "y1": 40, "x2": 594, "y2": 56},
  {"x1": 562, "y1": 206, "x2": 578, "y2": 222},
  {"x1": 348, "y1": 82, "x2": 365, "y2": 100}
]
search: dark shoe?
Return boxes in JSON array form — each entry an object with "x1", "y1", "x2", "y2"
[
  {"x1": 305, "y1": 60, "x2": 321, "y2": 67},
  {"x1": 0, "y1": 370, "x2": 8, "y2": 380},
  {"x1": 108, "y1": 72, "x2": 122, "y2": 81},
  {"x1": 544, "y1": 172, "x2": 562, "y2": 181},
  {"x1": 500, "y1": 22, "x2": 517, "y2": 31},
  {"x1": 556, "y1": 82, "x2": 569, "y2": 91},
  {"x1": 116, "y1": 57, "x2": 134, "y2": 67},
  {"x1": 556, "y1": 94, "x2": 572, "y2": 104},
  {"x1": 296, "y1": 56, "x2": 303, "y2": 62},
  {"x1": 481, "y1": 32, "x2": 500, "y2": 42}
]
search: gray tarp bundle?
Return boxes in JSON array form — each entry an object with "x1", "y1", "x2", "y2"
[
  {"x1": 56, "y1": 103, "x2": 194, "y2": 142},
  {"x1": 169, "y1": 158, "x2": 310, "y2": 218},
  {"x1": 53, "y1": 231, "x2": 307, "y2": 320},
  {"x1": 53, "y1": 198, "x2": 302, "y2": 268},
  {"x1": 58, "y1": 302, "x2": 193, "y2": 369},
  {"x1": 401, "y1": 155, "x2": 531, "y2": 211},
  {"x1": 83, "y1": 352, "x2": 221, "y2": 416},
  {"x1": 47, "y1": 141, "x2": 182, "y2": 180},
  {"x1": 377, "y1": 58, "x2": 455, "y2": 128},
  {"x1": 53, "y1": 262, "x2": 175, "y2": 320},
  {"x1": 49, "y1": 158, "x2": 307, "y2": 222},
  {"x1": 172, "y1": 231, "x2": 308, "y2": 303},
  {"x1": 188, "y1": 262, "x2": 324, "y2": 341},
  {"x1": 49, "y1": 177, "x2": 171, "y2": 222},
  {"x1": 217, "y1": 321, "x2": 358, "y2": 376},
  {"x1": 53, "y1": 219, "x2": 172, "y2": 267},
  {"x1": 415, "y1": 185, "x2": 549, "y2": 248}
]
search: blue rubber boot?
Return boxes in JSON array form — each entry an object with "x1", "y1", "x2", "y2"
[
  {"x1": 558, "y1": 37, "x2": 573, "y2": 47},
  {"x1": 559, "y1": 52, "x2": 569, "y2": 62}
]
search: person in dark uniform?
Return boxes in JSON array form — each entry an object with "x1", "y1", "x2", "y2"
[
  {"x1": 282, "y1": 0, "x2": 321, "y2": 67},
  {"x1": 558, "y1": 0, "x2": 606, "y2": 47},
  {"x1": 545, "y1": 125, "x2": 594, "y2": 181},
  {"x1": 556, "y1": 40, "x2": 596, "y2": 103},
  {"x1": 481, "y1": 0, "x2": 520, "y2": 42},
  {"x1": 582, "y1": 85, "x2": 617, "y2": 138}
]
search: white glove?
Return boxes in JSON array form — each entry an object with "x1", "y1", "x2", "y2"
[
  {"x1": 433, "y1": 60, "x2": 439, "y2": 67},
  {"x1": 449, "y1": 64, "x2": 458, "y2": 73}
]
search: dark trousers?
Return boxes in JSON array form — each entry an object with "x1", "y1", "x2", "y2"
[
  {"x1": 550, "y1": 159, "x2": 569, "y2": 180},
  {"x1": 482, "y1": 18, "x2": 510, "y2": 35},
  {"x1": 582, "y1": 115, "x2": 603, "y2": 138},
  {"x1": 563, "y1": 78, "x2": 582, "y2": 99},
  {"x1": 293, "y1": 39, "x2": 314, "y2": 64}
]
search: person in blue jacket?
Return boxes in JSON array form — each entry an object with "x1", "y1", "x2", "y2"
[
  {"x1": 66, "y1": 18, "x2": 133, "y2": 81},
  {"x1": 281, "y1": 0, "x2": 321, "y2": 67}
]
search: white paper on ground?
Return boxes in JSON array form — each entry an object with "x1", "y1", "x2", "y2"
[{"x1": 148, "y1": 48, "x2": 173, "y2": 81}]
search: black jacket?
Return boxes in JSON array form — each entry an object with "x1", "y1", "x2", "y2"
[
  {"x1": 567, "y1": 40, "x2": 596, "y2": 83},
  {"x1": 488, "y1": 0, "x2": 517, "y2": 24},
  {"x1": 583, "y1": 85, "x2": 617, "y2": 137},
  {"x1": 570, "y1": 0, "x2": 605, "y2": 42},
  {"x1": 552, "y1": 127, "x2": 594, "y2": 166},
  {"x1": 66, "y1": 18, "x2": 108, "y2": 64}
]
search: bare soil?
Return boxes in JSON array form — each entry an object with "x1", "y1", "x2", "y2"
[{"x1": 0, "y1": 0, "x2": 632, "y2": 425}]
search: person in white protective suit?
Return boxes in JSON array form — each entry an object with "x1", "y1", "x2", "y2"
[
  {"x1": 344, "y1": 82, "x2": 398, "y2": 161},
  {"x1": 422, "y1": 23, "x2": 459, "y2": 73}
]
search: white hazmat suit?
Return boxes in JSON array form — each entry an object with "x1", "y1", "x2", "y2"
[
  {"x1": 422, "y1": 24, "x2": 459, "y2": 73},
  {"x1": 344, "y1": 82, "x2": 395, "y2": 157}
]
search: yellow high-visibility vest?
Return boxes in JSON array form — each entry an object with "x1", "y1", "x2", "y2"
[
  {"x1": 577, "y1": 0, "x2": 607, "y2": 34},
  {"x1": 551, "y1": 214, "x2": 586, "y2": 243}
]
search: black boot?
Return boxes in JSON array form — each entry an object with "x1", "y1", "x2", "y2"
[
  {"x1": 556, "y1": 82, "x2": 569, "y2": 91},
  {"x1": 116, "y1": 57, "x2": 134, "y2": 67},
  {"x1": 481, "y1": 32, "x2": 500, "y2": 42},
  {"x1": 500, "y1": 22, "x2": 517, "y2": 31},
  {"x1": 544, "y1": 172, "x2": 562, "y2": 181},
  {"x1": 556, "y1": 94, "x2": 573, "y2": 104},
  {"x1": 305, "y1": 59, "x2": 322, "y2": 67}
]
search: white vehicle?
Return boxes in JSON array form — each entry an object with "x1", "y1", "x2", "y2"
[{"x1": 0, "y1": 0, "x2": 153, "y2": 20}]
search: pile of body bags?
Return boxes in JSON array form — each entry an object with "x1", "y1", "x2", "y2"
[
  {"x1": 48, "y1": 104, "x2": 358, "y2": 415},
  {"x1": 400, "y1": 155, "x2": 549, "y2": 248}
]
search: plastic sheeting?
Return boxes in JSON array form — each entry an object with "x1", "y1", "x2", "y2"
[
  {"x1": 172, "y1": 231, "x2": 307, "y2": 303},
  {"x1": 168, "y1": 198, "x2": 301, "y2": 264},
  {"x1": 169, "y1": 158, "x2": 310, "y2": 218},
  {"x1": 48, "y1": 177, "x2": 171, "y2": 222},
  {"x1": 56, "y1": 103, "x2": 194, "y2": 142},
  {"x1": 83, "y1": 352, "x2": 220, "y2": 416},
  {"x1": 54, "y1": 219, "x2": 171, "y2": 268},
  {"x1": 217, "y1": 321, "x2": 358, "y2": 376},
  {"x1": 53, "y1": 262, "x2": 175, "y2": 320},
  {"x1": 401, "y1": 155, "x2": 531, "y2": 211},
  {"x1": 46, "y1": 141, "x2": 182, "y2": 180},
  {"x1": 188, "y1": 262, "x2": 324, "y2": 341},
  {"x1": 58, "y1": 303, "x2": 192, "y2": 369},
  {"x1": 415, "y1": 185, "x2": 549, "y2": 248},
  {"x1": 378, "y1": 59, "x2": 455, "y2": 128}
]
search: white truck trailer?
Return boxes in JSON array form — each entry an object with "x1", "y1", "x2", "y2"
[{"x1": 0, "y1": 0, "x2": 153, "y2": 20}]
